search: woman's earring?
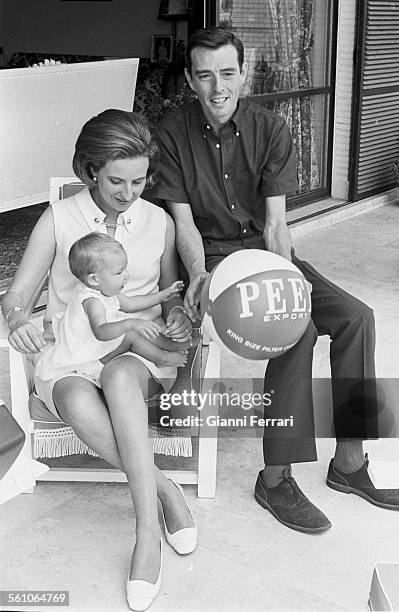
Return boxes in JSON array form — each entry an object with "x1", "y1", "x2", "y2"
[{"x1": 93, "y1": 176, "x2": 97, "y2": 183}]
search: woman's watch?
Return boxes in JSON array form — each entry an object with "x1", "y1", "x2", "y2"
[{"x1": 5, "y1": 306, "x2": 24, "y2": 322}]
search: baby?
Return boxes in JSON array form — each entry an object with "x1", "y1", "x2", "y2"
[{"x1": 35, "y1": 232, "x2": 190, "y2": 388}]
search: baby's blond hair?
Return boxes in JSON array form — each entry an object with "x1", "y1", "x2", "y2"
[{"x1": 69, "y1": 232, "x2": 125, "y2": 283}]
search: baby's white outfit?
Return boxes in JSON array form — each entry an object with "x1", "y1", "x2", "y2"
[{"x1": 35, "y1": 283, "x2": 123, "y2": 387}]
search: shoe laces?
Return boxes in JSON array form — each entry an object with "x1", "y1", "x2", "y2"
[
  {"x1": 281, "y1": 467, "x2": 293, "y2": 483},
  {"x1": 279, "y1": 467, "x2": 303, "y2": 501}
]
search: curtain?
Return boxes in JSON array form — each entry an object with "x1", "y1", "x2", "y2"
[{"x1": 264, "y1": 0, "x2": 320, "y2": 191}]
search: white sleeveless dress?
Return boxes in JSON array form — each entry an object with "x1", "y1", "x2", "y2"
[{"x1": 34, "y1": 188, "x2": 177, "y2": 417}]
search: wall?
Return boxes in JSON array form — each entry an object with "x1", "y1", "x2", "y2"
[
  {"x1": 0, "y1": 0, "x2": 186, "y2": 59},
  {"x1": 331, "y1": 0, "x2": 356, "y2": 200},
  {"x1": 0, "y1": 59, "x2": 139, "y2": 212}
]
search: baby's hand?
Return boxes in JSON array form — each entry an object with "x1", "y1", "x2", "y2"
[
  {"x1": 130, "y1": 319, "x2": 161, "y2": 340},
  {"x1": 161, "y1": 280, "x2": 184, "y2": 302}
]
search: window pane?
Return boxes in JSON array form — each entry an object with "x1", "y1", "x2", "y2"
[
  {"x1": 218, "y1": 0, "x2": 331, "y2": 95},
  {"x1": 217, "y1": 0, "x2": 333, "y2": 199},
  {"x1": 251, "y1": 94, "x2": 329, "y2": 193}
]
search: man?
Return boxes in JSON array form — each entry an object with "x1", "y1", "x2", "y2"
[{"x1": 148, "y1": 27, "x2": 399, "y2": 532}]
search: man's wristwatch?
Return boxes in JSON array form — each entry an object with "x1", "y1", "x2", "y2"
[{"x1": 5, "y1": 306, "x2": 24, "y2": 322}]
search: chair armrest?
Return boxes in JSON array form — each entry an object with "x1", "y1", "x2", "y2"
[
  {"x1": 0, "y1": 315, "x2": 9, "y2": 341},
  {"x1": 24, "y1": 273, "x2": 49, "y2": 319}
]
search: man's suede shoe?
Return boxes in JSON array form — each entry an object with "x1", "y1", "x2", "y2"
[
  {"x1": 326, "y1": 454, "x2": 399, "y2": 510},
  {"x1": 254, "y1": 468, "x2": 332, "y2": 534}
]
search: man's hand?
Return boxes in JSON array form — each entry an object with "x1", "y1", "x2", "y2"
[
  {"x1": 184, "y1": 272, "x2": 209, "y2": 322},
  {"x1": 129, "y1": 318, "x2": 162, "y2": 340}
]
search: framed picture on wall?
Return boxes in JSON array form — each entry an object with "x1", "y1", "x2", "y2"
[
  {"x1": 158, "y1": 0, "x2": 190, "y2": 19},
  {"x1": 151, "y1": 35, "x2": 173, "y2": 63}
]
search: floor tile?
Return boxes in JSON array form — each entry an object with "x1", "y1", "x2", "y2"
[
  {"x1": 0, "y1": 492, "x2": 135, "y2": 610},
  {"x1": 199, "y1": 562, "x2": 349, "y2": 611},
  {"x1": 0, "y1": 481, "x2": 92, "y2": 538},
  {"x1": 245, "y1": 492, "x2": 399, "y2": 611},
  {"x1": 193, "y1": 505, "x2": 287, "y2": 565},
  {"x1": 151, "y1": 546, "x2": 242, "y2": 611}
]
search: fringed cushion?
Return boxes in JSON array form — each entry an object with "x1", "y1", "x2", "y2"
[
  {"x1": 32, "y1": 420, "x2": 192, "y2": 459},
  {"x1": 29, "y1": 342, "x2": 202, "y2": 460},
  {"x1": 33, "y1": 423, "x2": 100, "y2": 459},
  {"x1": 29, "y1": 393, "x2": 193, "y2": 458}
]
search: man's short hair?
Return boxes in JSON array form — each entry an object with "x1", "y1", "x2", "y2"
[
  {"x1": 69, "y1": 232, "x2": 125, "y2": 283},
  {"x1": 186, "y1": 27, "x2": 244, "y2": 75}
]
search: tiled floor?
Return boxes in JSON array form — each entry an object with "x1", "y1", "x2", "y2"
[{"x1": 1, "y1": 202, "x2": 399, "y2": 611}]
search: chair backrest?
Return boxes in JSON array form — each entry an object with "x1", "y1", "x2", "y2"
[{"x1": 49, "y1": 177, "x2": 85, "y2": 204}]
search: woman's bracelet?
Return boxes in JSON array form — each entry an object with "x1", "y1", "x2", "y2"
[{"x1": 5, "y1": 306, "x2": 24, "y2": 322}]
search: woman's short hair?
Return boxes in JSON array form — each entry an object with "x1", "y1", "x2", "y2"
[
  {"x1": 72, "y1": 109, "x2": 158, "y2": 189},
  {"x1": 186, "y1": 27, "x2": 244, "y2": 76},
  {"x1": 69, "y1": 232, "x2": 125, "y2": 283}
]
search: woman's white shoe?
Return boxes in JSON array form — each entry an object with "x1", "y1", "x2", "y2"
[
  {"x1": 162, "y1": 479, "x2": 198, "y2": 555},
  {"x1": 126, "y1": 541, "x2": 162, "y2": 611}
]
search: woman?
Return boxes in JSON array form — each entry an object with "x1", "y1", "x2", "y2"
[{"x1": 2, "y1": 110, "x2": 197, "y2": 611}]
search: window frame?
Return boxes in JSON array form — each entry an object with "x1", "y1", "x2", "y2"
[{"x1": 210, "y1": 0, "x2": 339, "y2": 210}]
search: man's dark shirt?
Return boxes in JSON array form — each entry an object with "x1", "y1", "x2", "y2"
[{"x1": 148, "y1": 98, "x2": 298, "y2": 243}]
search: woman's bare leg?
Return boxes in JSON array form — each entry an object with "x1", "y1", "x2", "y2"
[
  {"x1": 100, "y1": 356, "x2": 164, "y2": 582},
  {"x1": 54, "y1": 377, "x2": 126, "y2": 468},
  {"x1": 53, "y1": 373, "x2": 194, "y2": 552}
]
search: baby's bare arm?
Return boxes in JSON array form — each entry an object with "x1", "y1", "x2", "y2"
[
  {"x1": 118, "y1": 281, "x2": 184, "y2": 313},
  {"x1": 83, "y1": 298, "x2": 161, "y2": 341}
]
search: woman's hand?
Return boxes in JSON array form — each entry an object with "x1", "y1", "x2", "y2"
[
  {"x1": 164, "y1": 306, "x2": 192, "y2": 342},
  {"x1": 8, "y1": 318, "x2": 47, "y2": 354}
]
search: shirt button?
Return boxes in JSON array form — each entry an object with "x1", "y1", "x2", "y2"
[
  {"x1": 216, "y1": 143, "x2": 220, "y2": 149},
  {"x1": 94, "y1": 217, "x2": 100, "y2": 223}
]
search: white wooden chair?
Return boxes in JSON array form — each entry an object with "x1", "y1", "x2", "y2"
[{"x1": 0, "y1": 178, "x2": 221, "y2": 497}]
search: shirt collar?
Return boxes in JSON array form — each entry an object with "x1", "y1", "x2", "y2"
[
  {"x1": 232, "y1": 98, "x2": 247, "y2": 131},
  {"x1": 197, "y1": 98, "x2": 245, "y2": 137},
  {"x1": 75, "y1": 187, "x2": 141, "y2": 233}
]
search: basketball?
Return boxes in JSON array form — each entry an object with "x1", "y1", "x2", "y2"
[{"x1": 201, "y1": 249, "x2": 312, "y2": 360}]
